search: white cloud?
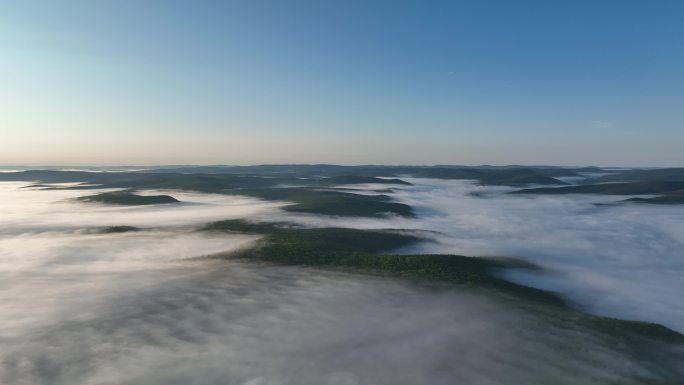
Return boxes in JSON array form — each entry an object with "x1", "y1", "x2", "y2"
[
  {"x1": 266, "y1": 179, "x2": 684, "y2": 333},
  {"x1": 0, "y1": 181, "x2": 682, "y2": 384},
  {"x1": 592, "y1": 120, "x2": 616, "y2": 128}
]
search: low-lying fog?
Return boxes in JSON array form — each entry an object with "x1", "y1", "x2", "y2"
[
  {"x1": 1, "y1": 180, "x2": 683, "y2": 384},
  {"x1": 0, "y1": 182, "x2": 285, "y2": 235},
  {"x1": 276, "y1": 179, "x2": 684, "y2": 333}
]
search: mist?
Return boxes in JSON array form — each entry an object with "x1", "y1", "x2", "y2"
[
  {"x1": 257, "y1": 179, "x2": 684, "y2": 333},
  {"x1": 1, "y1": 181, "x2": 682, "y2": 384},
  {"x1": 0, "y1": 182, "x2": 284, "y2": 235}
]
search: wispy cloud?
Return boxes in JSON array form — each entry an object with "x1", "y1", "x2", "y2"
[{"x1": 591, "y1": 120, "x2": 616, "y2": 129}]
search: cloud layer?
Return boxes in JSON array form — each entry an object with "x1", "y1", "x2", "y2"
[
  {"x1": 1, "y1": 261, "x2": 665, "y2": 385},
  {"x1": 0, "y1": 182, "x2": 284, "y2": 235},
  {"x1": 0, "y1": 181, "x2": 683, "y2": 384},
  {"x1": 266, "y1": 179, "x2": 684, "y2": 333}
]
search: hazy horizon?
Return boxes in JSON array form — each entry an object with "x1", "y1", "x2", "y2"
[
  {"x1": 2, "y1": 2, "x2": 683, "y2": 384},
  {"x1": 0, "y1": 162, "x2": 677, "y2": 170}
]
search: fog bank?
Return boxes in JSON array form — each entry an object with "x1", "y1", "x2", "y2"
[
  {"x1": 270, "y1": 179, "x2": 684, "y2": 332},
  {"x1": 1, "y1": 181, "x2": 680, "y2": 384}
]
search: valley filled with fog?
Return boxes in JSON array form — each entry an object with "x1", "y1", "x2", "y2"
[
  {"x1": 4, "y1": 1, "x2": 682, "y2": 383},
  {"x1": 274, "y1": 179, "x2": 684, "y2": 332},
  {"x1": 1, "y1": 177, "x2": 683, "y2": 384}
]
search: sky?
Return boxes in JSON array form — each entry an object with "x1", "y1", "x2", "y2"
[{"x1": 1, "y1": 0, "x2": 682, "y2": 166}]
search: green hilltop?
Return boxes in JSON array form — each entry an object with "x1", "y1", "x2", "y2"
[
  {"x1": 510, "y1": 181, "x2": 684, "y2": 196},
  {"x1": 78, "y1": 191, "x2": 180, "y2": 205},
  {"x1": 201, "y1": 218, "x2": 684, "y2": 356}
]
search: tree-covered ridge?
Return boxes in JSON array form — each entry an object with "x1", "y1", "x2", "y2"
[
  {"x1": 0, "y1": 165, "x2": 572, "y2": 188},
  {"x1": 511, "y1": 181, "x2": 684, "y2": 196},
  {"x1": 3, "y1": 170, "x2": 416, "y2": 217},
  {"x1": 202, "y1": 219, "x2": 683, "y2": 349},
  {"x1": 238, "y1": 188, "x2": 414, "y2": 217},
  {"x1": 624, "y1": 190, "x2": 684, "y2": 204},
  {"x1": 595, "y1": 168, "x2": 684, "y2": 183},
  {"x1": 78, "y1": 190, "x2": 180, "y2": 205}
]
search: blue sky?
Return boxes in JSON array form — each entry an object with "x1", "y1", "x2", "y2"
[{"x1": 1, "y1": 0, "x2": 682, "y2": 165}]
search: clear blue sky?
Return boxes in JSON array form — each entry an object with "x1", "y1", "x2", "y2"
[{"x1": 1, "y1": 0, "x2": 682, "y2": 166}]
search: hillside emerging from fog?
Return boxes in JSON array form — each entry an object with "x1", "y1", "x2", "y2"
[
  {"x1": 4, "y1": 165, "x2": 684, "y2": 210},
  {"x1": 2, "y1": 165, "x2": 684, "y2": 384}
]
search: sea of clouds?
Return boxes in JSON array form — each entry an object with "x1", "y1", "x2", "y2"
[
  {"x1": 1, "y1": 180, "x2": 683, "y2": 384},
  {"x1": 270, "y1": 178, "x2": 684, "y2": 333}
]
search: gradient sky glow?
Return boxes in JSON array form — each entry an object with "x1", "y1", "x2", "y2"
[{"x1": 1, "y1": 0, "x2": 683, "y2": 166}]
